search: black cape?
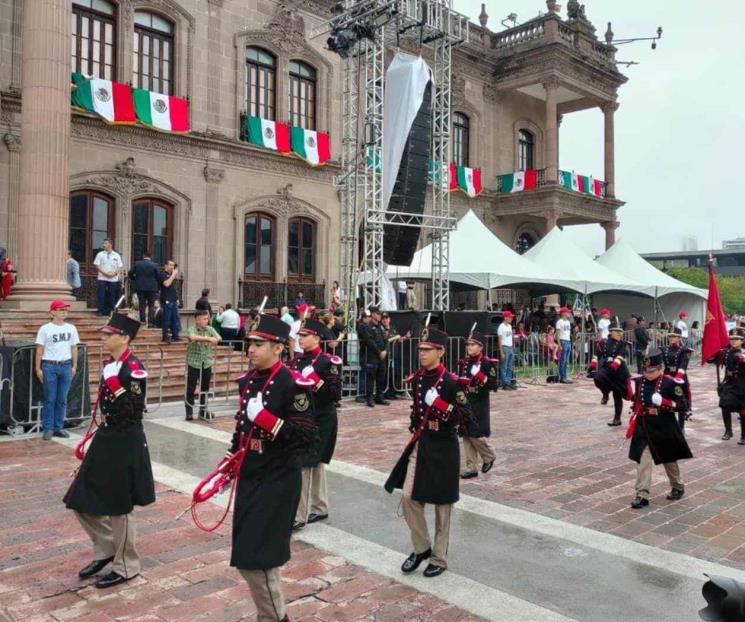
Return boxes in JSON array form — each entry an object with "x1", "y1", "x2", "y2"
[{"x1": 456, "y1": 354, "x2": 497, "y2": 438}]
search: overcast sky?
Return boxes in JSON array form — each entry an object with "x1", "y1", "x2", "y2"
[{"x1": 455, "y1": 0, "x2": 744, "y2": 256}]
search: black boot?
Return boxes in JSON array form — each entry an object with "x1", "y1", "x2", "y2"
[
  {"x1": 722, "y1": 410, "x2": 733, "y2": 440},
  {"x1": 608, "y1": 393, "x2": 623, "y2": 426},
  {"x1": 600, "y1": 392, "x2": 609, "y2": 405},
  {"x1": 366, "y1": 397, "x2": 375, "y2": 408}
]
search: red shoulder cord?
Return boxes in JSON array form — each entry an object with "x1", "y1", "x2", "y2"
[
  {"x1": 625, "y1": 376, "x2": 663, "y2": 439},
  {"x1": 187, "y1": 361, "x2": 283, "y2": 532},
  {"x1": 74, "y1": 349, "x2": 132, "y2": 461},
  {"x1": 403, "y1": 366, "x2": 448, "y2": 452}
]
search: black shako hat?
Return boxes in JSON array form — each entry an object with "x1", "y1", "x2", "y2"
[
  {"x1": 730, "y1": 328, "x2": 745, "y2": 340},
  {"x1": 99, "y1": 313, "x2": 141, "y2": 340},
  {"x1": 298, "y1": 318, "x2": 326, "y2": 337},
  {"x1": 668, "y1": 327, "x2": 684, "y2": 338},
  {"x1": 466, "y1": 330, "x2": 487, "y2": 347},
  {"x1": 248, "y1": 314, "x2": 290, "y2": 343},
  {"x1": 643, "y1": 348, "x2": 664, "y2": 370},
  {"x1": 420, "y1": 327, "x2": 449, "y2": 349}
]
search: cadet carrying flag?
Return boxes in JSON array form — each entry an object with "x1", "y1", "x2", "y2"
[{"x1": 701, "y1": 256, "x2": 730, "y2": 364}]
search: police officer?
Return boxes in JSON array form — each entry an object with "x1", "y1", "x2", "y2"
[
  {"x1": 385, "y1": 327, "x2": 472, "y2": 578},
  {"x1": 626, "y1": 349, "x2": 692, "y2": 509},
  {"x1": 64, "y1": 314, "x2": 154, "y2": 589},
  {"x1": 591, "y1": 321, "x2": 631, "y2": 426},
  {"x1": 290, "y1": 318, "x2": 342, "y2": 530},
  {"x1": 457, "y1": 328, "x2": 497, "y2": 479},
  {"x1": 361, "y1": 307, "x2": 389, "y2": 407},
  {"x1": 229, "y1": 313, "x2": 317, "y2": 622},
  {"x1": 663, "y1": 327, "x2": 693, "y2": 428},
  {"x1": 708, "y1": 328, "x2": 745, "y2": 443}
]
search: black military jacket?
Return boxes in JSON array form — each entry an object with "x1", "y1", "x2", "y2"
[
  {"x1": 456, "y1": 354, "x2": 497, "y2": 438},
  {"x1": 289, "y1": 347, "x2": 342, "y2": 407},
  {"x1": 663, "y1": 343, "x2": 692, "y2": 376}
]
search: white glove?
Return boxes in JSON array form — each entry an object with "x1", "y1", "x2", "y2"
[
  {"x1": 245, "y1": 392, "x2": 264, "y2": 422},
  {"x1": 652, "y1": 392, "x2": 663, "y2": 407},
  {"x1": 470, "y1": 363, "x2": 481, "y2": 376},
  {"x1": 102, "y1": 361, "x2": 122, "y2": 380},
  {"x1": 301, "y1": 365, "x2": 314, "y2": 378},
  {"x1": 424, "y1": 387, "x2": 438, "y2": 407}
]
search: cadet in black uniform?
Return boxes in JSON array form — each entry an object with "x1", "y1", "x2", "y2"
[
  {"x1": 229, "y1": 314, "x2": 317, "y2": 622},
  {"x1": 625, "y1": 349, "x2": 692, "y2": 509},
  {"x1": 64, "y1": 314, "x2": 154, "y2": 589},
  {"x1": 708, "y1": 328, "x2": 745, "y2": 443},
  {"x1": 290, "y1": 318, "x2": 342, "y2": 530},
  {"x1": 591, "y1": 322, "x2": 631, "y2": 426},
  {"x1": 662, "y1": 327, "x2": 693, "y2": 429},
  {"x1": 457, "y1": 328, "x2": 497, "y2": 479},
  {"x1": 385, "y1": 327, "x2": 472, "y2": 578}
]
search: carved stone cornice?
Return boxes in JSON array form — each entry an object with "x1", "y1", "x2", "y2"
[
  {"x1": 81, "y1": 174, "x2": 156, "y2": 197},
  {"x1": 3, "y1": 133, "x2": 20, "y2": 152},
  {"x1": 203, "y1": 166, "x2": 225, "y2": 184}
]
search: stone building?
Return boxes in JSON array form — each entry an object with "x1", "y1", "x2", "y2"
[{"x1": 0, "y1": 0, "x2": 626, "y2": 309}]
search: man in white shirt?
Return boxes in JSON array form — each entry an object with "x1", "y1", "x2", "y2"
[
  {"x1": 288, "y1": 304, "x2": 312, "y2": 360},
  {"x1": 216, "y1": 303, "x2": 241, "y2": 343},
  {"x1": 556, "y1": 307, "x2": 573, "y2": 384},
  {"x1": 597, "y1": 308, "x2": 611, "y2": 341},
  {"x1": 93, "y1": 238, "x2": 123, "y2": 316},
  {"x1": 35, "y1": 300, "x2": 80, "y2": 440},
  {"x1": 497, "y1": 310, "x2": 515, "y2": 390},
  {"x1": 675, "y1": 311, "x2": 689, "y2": 344},
  {"x1": 397, "y1": 281, "x2": 407, "y2": 310}
]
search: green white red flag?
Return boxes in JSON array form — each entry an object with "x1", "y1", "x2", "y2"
[
  {"x1": 132, "y1": 89, "x2": 190, "y2": 132},
  {"x1": 448, "y1": 164, "x2": 482, "y2": 197},
  {"x1": 246, "y1": 116, "x2": 291, "y2": 153},
  {"x1": 72, "y1": 75, "x2": 135, "y2": 124},
  {"x1": 500, "y1": 170, "x2": 537, "y2": 193},
  {"x1": 291, "y1": 127, "x2": 331, "y2": 166}
]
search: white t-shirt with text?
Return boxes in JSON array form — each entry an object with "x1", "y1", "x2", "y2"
[
  {"x1": 675, "y1": 320, "x2": 689, "y2": 338},
  {"x1": 556, "y1": 318, "x2": 572, "y2": 341},
  {"x1": 35, "y1": 322, "x2": 80, "y2": 362},
  {"x1": 497, "y1": 322, "x2": 513, "y2": 348},
  {"x1": 597, "y1": 318, "x2": 611, "y2": 340}
]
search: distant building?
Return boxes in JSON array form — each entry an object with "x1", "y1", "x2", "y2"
[
  {"x1": 723, "y1": 237, "x2": 745, "y2": 250},
  {"x1": 642, "y1": 248, "x2": 745, "y2": 277},
  {"x1": 681, "y1": 236, "x2": 697, "y2": 251}
]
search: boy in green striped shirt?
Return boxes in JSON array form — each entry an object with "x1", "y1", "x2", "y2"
[{"x1": 185, "y1": 310, "x2": 221, "y2": 421}]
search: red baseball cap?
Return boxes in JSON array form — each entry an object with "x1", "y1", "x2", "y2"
[
  {"x1": 502, "y1": 310, "x2": 514, "y2": 318},
  {"x1": 679, "y1": 310, "x2": 688, "y2": 318},
  {"x1": 49, "y1": 300, "x2": 70, "y2": 312},
  {"x1": 599, "y1": 308, "x2": 610, "y2": 316},
  {"x1": 559, "y1": 306, "x2": 571, "y2": 315}
]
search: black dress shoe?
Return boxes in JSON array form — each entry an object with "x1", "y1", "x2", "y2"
[
  {"x1": 366, "y1": 400, "x2": 375, "y2": 408},
  {"x1": 185, "y1": 414, "x2": 194, "y2": 421},
  {"x1": 95, "y1": 571, "x2": 136, "y2": 589},
  {"x1": 423, "y1": 563, "x2": 446, "y2": 578},
  {"x1": 401, "y1": 548, "x2": 431, "y2": 573},
  {"x1": 355, "y1": 396, "x2": 366, "y2": 403},
  {"x1": 601, "y1": 396, "x2": 609, "y2": 405},
  {"x1": 722, "y1": 431, "x2": 733, "y2": 440},
  {"x1": 53, "y1": 430, "x2": 70, "y2": 438},
  {"x1": 481, "y1": 460, "x2": 494, "y2": 474},
  {"x1": 307, "y1": 512, "x2": 328, "y2": 523},
  {"x1": 666, "y1": 488, "x2": 685, "y2": 501},
  {"x1": 559, "y1": 379, "x2": 573, "y2": 384},
  {"x1": 374, "y1": 398, "x2": 390, "y2": 406},
  {"x1": 460, "y1": 471, "x2": 478, "y2": 480},
  {"x1": 78, "y1": 556, "x2": 114, "y2": 579},
  {"x1": 292, "y1": 521, "x2": 306, "y2": 532},
  {"x1": 739, "y1": 438, "x2": 745, "y2": 446},
  {"x1": 630, "y1": 496, "x2": 649, "y2": 509},
  {"x1": 607, "y1": 419, "x2": 622, "y2": 427}
]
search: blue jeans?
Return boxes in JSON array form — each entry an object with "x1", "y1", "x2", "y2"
[
  {"x1": 500, "y1": 346, "x2": 513, "y2": 387},
  {"x1": 162, "y1": 300, "x2": 180, "y2": 340},
  {"x1": 560, "y1": 339, "x2": 572, "y2": 381},
  {"x1": 41, "y1": 360, "x2": 73, "y2": 431},
  {"x1": 96, "y1": 280, "x2": 121, "y2": 315}
]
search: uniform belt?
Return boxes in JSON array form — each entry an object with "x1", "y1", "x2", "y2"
[
  {"x1": 640, "y1": 407, "x2": 661, "y2": 416},
  {"x1": 42, "y1": 359, "x2": 71, "y2": 365}
]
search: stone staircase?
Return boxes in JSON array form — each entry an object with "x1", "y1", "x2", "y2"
[{"x1": 0, "y1": 309, "x2": 248, "y2": 407}]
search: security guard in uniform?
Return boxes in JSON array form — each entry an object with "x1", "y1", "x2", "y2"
[
  {"x1": 385, "y1": 327, "x2": 473, "y2": 578},
  {"x1": 662, "y1": 327, "x2": 693, "y2": 429},
  {"x1": 229, "y1": 313, "x2": 317, "y2": 622},
  {"x1": 64, "y1": 314, "x2": 154, "y2": 589},
  {"x1": 708, "y1": 328, "x2": 745, "y2": 443},
  {"x1": 290, "y1": 318, "x2": 342, "y2": 530},
  {"x1": 591, "y1": 321, "x2": 631, "y2": 427},
  {"x1": 362, "y1": 307, "x2": 389, "y2": 407}
]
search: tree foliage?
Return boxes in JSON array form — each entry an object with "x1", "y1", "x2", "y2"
[{"x1": 665, "y1": 267, "x2": 745, "y2": 315}]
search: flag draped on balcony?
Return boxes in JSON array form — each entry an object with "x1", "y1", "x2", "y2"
[
  {"x1": 245, "y1": 116, "x2": 291, "y2": 154},
  {"x1": 449, "y1": 164, "x2": 482, "y2": 198},
  {"x1": 71, "y1": 73, "x2": 136, "y2": 124},
  {"x1": 560, "y1": 170, "x2": 604, "y2": 197},
  {"x1": 132, "y1": 88, "x2": 190, "y2": 133},
  {"x1": 500, "y1": 170, "x2": 537, "y2": 193},
  {"x1": 291, "y1": 127, "x2": 331, "y2": 166}
]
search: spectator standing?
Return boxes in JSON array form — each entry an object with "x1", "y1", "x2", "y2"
[
  {"x1": 152, "y1": 300, "x2": 162, "y2": 328},
  {"x1": 35, "y1": 300, "x2": 79, "y2": 440},
  {"x1": 280, "y1": 306, "x2": 294, "y2": 326},
  {"x1": 216, "y1": 303, "x2": 240, "y2": 343},
  {"x1": 158, "y1": 260, "x2": 181, "y2": 343},
  {"x1": 556, "y1": 307, "x2": 573, "y2": 384},
  {"x1": 498, "y1": 310, "x2": 515, "y2": 390},
  {"x1": 634, "y1": 317, "x2": 651, "y2": 373},
  {"x1": 185, "y1": 309, "x2": 221, "y2": 421},
  {"x1": 66, "y1": 251, "x2": 81, "y2": 298},
  {"x1": 355, "y1": 310, "x2": 372, "y2": 402},
  {"x1": 405, "y1": 283, "x2": 417, "y2": 310},
  {"x1": 294, "y1": 292, "x2": 307, "y2": 307},
  {"x1": 519, "y1": 305, "x2": 531, "y2": 329},
  {"x1": 128, "y1": 250, "x2": 160, "y2": 326},
  {"x1": 195, "y1": 288, "x2": 212, "y2": 316},
  {"x1": 397, "y1": 281, "x2": 407, "y2": 309},
  {"x1": 331, "y1": 281, "x2": 343, "y2": 311},
  {"x1": 93, "y1": 238, "x2": 122, "y2": 316},
  {"x1": 675, "y1": 311, "x2": 689, "y2": 345},
  {"x1": 0, "y1": 250, "x2": 15, "y2": 301},
  {"x1": 597, "y1": 308, "x2": 611, "y2": 340}
]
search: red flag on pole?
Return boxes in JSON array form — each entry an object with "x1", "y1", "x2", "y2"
[{"x1": 701, "y1": 255, "x2": 729, "y2": 364}]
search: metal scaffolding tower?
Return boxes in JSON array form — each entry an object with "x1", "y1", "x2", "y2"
[{"x1": 313, "y1": 0, "x2": 469, "y2": 328}]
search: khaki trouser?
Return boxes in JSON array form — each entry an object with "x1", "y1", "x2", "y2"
[
  {"x1": 463, "y1": 437, "x2": 496, "y2": 473},
  {"x1": 295, "y1": 464, "x2": 329, "y2": 523},
  {"x1": 240, "y1": 567, "x2": 286, "y2": 622},
  {"x1": 635, "y1": 447, "x2": 684, "y2": 500},
  {"x1": 75, "y1": 511, "x2": 140, "y2": 578},
  {"x1": 401, "y1": 444, "x2": 452, "y2": 568}
]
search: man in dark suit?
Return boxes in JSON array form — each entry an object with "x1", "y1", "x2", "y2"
[{"x1": 128, "y1": 251, "x2": 159, "y2": 326}]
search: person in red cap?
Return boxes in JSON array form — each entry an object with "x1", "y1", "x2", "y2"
[
  {"x1": 34, "y1": 300, "x2": 80, "y2": 440},
  {"x1": 497, "y1": 310, "x2": 515, "y2": 389},
  {"x1": 597, "y1": 308, "x2": 611, "y2": 341},
  {"x1": 556, "y1": 307, "x2": 573, "y2": 384},
  {"x1": 675, "y1": 310, "x2": 689, "y2": 345}
]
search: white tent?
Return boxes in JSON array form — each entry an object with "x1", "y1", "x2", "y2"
[
  {"x1": 522, "y1": 227, "x2": 655, "y2": 296},
  {"x1": 386, "y1": 210, "x2": 581, "y2": 292}
]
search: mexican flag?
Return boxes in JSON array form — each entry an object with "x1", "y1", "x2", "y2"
[
  {"x1": 559, "y1": 170, "x2": 579, "y2": 192},
  {"x1": 501, "y1": 170, "x2": 537, "y2": 193},
  {"x1": 453, "y1": 165, "x2": 482, "y2": 198},
  {"x1": 291, "y1": 127, "x2": 331, "y2": 166},
  {"x1": 592, "y1": 178, "x2": 604, "y2": 197},
  {"x1": 133, "y1": 88, "x2": 190, "y2": 132},
  {"x1": 72, "y1": 76, "x2": 135, "y2": 124},
  {"x1": 246, "y1": 116, "x2": 291, "y2": 153}
]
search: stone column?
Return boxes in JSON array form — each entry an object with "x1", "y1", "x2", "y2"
[
  {"x1": 203, "y1": 165, "x2": 225, "y2": 301},
  {"x1": 602, "y1": 102, "x2": 618, "y2": 198},
  {"x1": 7, "y1": 0, "x2": 74, "y2": 308},
  {"x1": 543, "y1": 78, "x2": 559, "y2": 183},
  {"x1": 3, "y1": 134, "x2": 21, "y2": 257},
  {"x1": 602, "y1": 220, "x2": 619, "y2": 249}
]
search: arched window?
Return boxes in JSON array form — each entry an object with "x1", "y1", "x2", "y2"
[
  {"x1": 518, "y1": 129, "x2": 535, "y2": 171},
  {"x1": 69, "y1": 190, "x2": 115, "y2": 273},
  {"x1": 246, "y1": 47, "x2": 276, "y2": 120},
  {"x1": 289, "y1": 60, "x2": 317, "y2": 130},
  {"x1": 514, "y1": 231, "x2": 537, "y2": 255},
  {"x1": 288, "y1": 217, "x2": 315, "y2": 281},
  {"x1": 244, "y1": 213, "x2": 275, "y2": 279},
  {"x1": 133, "y1": 11, "x2": 174, "y2": 94},
  {"x1": 71, "y1": 0, "x2": 117, "y2": 80},
  {"x1": 132, "y1": 198, "x2": 173, "y2": 266},
  {"x1": 452, "y1": 112, "x2": 470, "y2": 167}
]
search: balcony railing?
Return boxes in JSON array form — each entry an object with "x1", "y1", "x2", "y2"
[
  {"x1": 238, "y1": 279, "x2": 326, "y2": 310},
  {"x1": 496, "y1": 168, "x2": 607, "y2": 198}
]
